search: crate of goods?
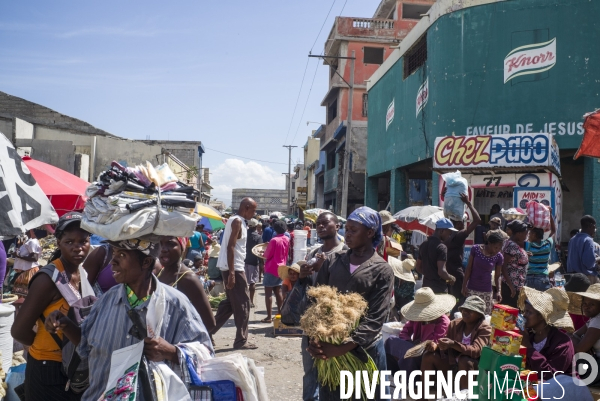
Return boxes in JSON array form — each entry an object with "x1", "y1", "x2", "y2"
[
  {"x1": 273, "y1": 315, "x2": 303, "y2": 337},
  {"x1": 491, "y1": 328, "x2": 523, "y2": 357},
  {"x1": 491, "y1": 304, "x2": 519, "y2": 331}
]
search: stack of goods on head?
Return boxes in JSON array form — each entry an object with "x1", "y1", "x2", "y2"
[
  {"x1": 525, "y1": 201, "x2": 551, "y2": 230},
  {"x1": 441, "y1": 170, "x2": 469, "y2": 221},
  {"x1": 81, "y1": 161, "x2": 199, "y2": 241}
]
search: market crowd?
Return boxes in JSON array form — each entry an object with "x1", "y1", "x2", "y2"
[{"x1": 3, "y1": 193, "x2": 600, "y2": 400}]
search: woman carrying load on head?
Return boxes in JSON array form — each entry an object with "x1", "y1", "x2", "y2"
[{"x1": 44, "y1": 237, "x2": 214, "y2": 400}]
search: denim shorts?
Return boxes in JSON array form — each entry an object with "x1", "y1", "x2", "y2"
[
  {"x1": 263, "y1": 272, "x2": 282, "y2": 288},
  {"x1": 526, "y1": 274, "x2": 551, "y2": 291}
]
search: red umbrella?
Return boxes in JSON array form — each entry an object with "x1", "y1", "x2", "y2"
[{"x1": 22, "y1": 156, "x2": 89, "y2": 217}]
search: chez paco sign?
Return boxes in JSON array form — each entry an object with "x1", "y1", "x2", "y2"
[{"x1": 433, "y1": 133, "x2": 560, "y2": 175}]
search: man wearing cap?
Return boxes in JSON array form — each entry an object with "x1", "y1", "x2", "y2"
[
  {"x1": 442, "y1": 193, "x2": 481, "y2": 311},
  {"x1": 44, "y1": 238, "x2": 214, "y2": 400},
  {"x1": 211, "y1": 197, "x2": 258, "y2": 349},
  {"x1": 416, "y1": 218, "x2": 457, "y2": 294},
  {"x1": 244, "y1": 218, "x2": 262, "y2": 307}
]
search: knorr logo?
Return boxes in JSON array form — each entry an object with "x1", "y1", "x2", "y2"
[{"x1": 504, "y1": 38, "x2": 556, "y2": 83}]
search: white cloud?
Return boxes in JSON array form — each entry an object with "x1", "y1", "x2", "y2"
[{"x1": 209, "y1": 159, "x2": 285, "y2": 207}]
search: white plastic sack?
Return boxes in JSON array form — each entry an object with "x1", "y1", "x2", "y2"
[
  {"x1": 200, "y1": 353, "x2": 259, "y2": 401},
  {"x1": 81, "y1": 206, "x2": 197, "y2": 241},
  {"x1": 442, "y1": 171, "x2": 468, "y2": 221}
]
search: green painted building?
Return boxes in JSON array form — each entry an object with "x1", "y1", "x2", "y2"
[{"x1": 365, "y1": 0, "x2": 600, "y2": 240}]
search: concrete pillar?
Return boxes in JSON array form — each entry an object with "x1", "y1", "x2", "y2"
[
  {"x1": 584, "y1": 157, "x2": 600, "y2": 240},
  {"x1": 365, "y1": 176, "x2": 379, "y2": 210},
  {"x1": 390, "y1": 168, "x2": 408, "y2": 214},
  {"x1": 431, "y1": 172, "x2": 440, "y2": 206}
]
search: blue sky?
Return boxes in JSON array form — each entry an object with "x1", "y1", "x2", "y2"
[{"x1": 0, "y1": 1, "x2": 380, "y2": 205}]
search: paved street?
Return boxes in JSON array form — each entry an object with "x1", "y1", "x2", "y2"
[{"x1": 211, "y1": 283, "x2": 304, "y2": 401}]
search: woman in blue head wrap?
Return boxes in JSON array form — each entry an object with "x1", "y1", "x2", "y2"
[
  {"x1": 303, "y1": 206, "x2": 393, "y2": 399},
  {"x1": 346, "y1": 206, "x2": 383, "y2": 250}
]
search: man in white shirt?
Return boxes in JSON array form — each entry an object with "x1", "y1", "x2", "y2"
[
  {"x1": 211, "y1": 197, "x2": 258, "y2": 349},
  {"x1": 12, "y1": 229, "x2": 41, "y2": 296}
]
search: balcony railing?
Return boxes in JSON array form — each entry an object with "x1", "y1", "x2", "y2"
[{"x1": 352, "y1": 18, "x2": 395, "y2": 30}]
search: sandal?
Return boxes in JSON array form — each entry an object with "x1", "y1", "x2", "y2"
[
  {"x1": 260, "y1": 317, "x2": 273, "y2": 323},
  {"x1": 234, "y1": 342, "x2": 258, "y2": 350}
]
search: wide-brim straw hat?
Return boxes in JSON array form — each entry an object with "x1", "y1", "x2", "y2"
[
  {"x1": 548, "y1": 262, "x2": 561, "y2": 274},
  {"x1": 518, "y1": 286, "x2": 574, "y2": 332},
  {"x1": 401, "y1": 287, "x2": 456, "y2": 322},
  {"x1": 278, "y1": 262, "x2": 304, "y2": 281},
  {"x1": 388, "y1": 255, "x2": 415, "y2": 283},
  {"x1": 568, "y1": 283, "x2": 600, "y2": 315},
  {"x1": 208, "y1": 243, "x2": 221, "y2": 258}
]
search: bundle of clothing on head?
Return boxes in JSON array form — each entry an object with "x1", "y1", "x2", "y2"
[{"x1": 81, "y1": 161, "x2": 200, "y2": 241}]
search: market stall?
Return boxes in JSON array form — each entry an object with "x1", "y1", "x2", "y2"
[{"x1": 433, "y1": 133, "x2": 563, "y2": 264}]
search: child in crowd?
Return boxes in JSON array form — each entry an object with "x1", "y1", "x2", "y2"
[
  {"x1": 421, "y1": 296, "x2": 491, "y2": 392},
  {"x1": 462, "y1": 229, "x2": 505, "y2": 315},
  {"x1": 385, "y1": 287, "x2": 455, "y2": 376},
  {"x1": 279, "y1": 262, "x2": 301, "y2": 299}
]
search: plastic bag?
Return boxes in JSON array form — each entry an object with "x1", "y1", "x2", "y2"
[
  {"x1": 5, "y1": 363, "x2": 26, "y2": 401},
  {"x1": 441, "y1": 171, "x2": 468, "y2": 221},
  {"x1": 280, "y1": 281, "x2": 306, "y2": 326},
  {"x1": 526, "y1": 201, "x2": 551, "y2": 230}
]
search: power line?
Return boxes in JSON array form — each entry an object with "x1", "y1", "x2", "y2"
[
  {"x1": 338, "y1": 0, "x2": 348, "y2": 16},
  {"x1": 310, "y1": 0, "x2": 337, "y2": 53},
  {"x1": 205, "y1": 147, "x2": 287, "y2": 165},
  {"x1": 290, "y1": 59, "x2": 320, "y2": 146},
  {"x1": 282, "y1": 57, "x2": 310, "y2": 146}
]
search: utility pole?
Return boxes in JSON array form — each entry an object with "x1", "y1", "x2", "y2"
[
  {"x1": 340, "y1": 51, "x2": 355, "y2": 218},
  {"x1": 283, "y1": 145, "x2": 297, "y2": 214},
  {"x1": 308, "y1": 53, "x2": 355, "y2": 218}
]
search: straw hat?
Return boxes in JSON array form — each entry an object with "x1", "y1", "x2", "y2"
[
  {"x1": 400, "y1": 287, "x2": 456, "y2": 322},
  {"x1": 518, "y1": 286, "x2": 574, "y2": 331},
  {"x1": 278, "y1": 262, "x2": 304, "y2": 281},
  {"x1": 548, "y1": 262, "x2": 561, "y2": 274},
  {"x1": 379, "y1": 210, "x2": 396, "y2": 226},
  {"x1": 388, "y1": 256, "x2": 415, "y2": 283},
  {"x1": 568, "y1": 283, "x2": 600, "y2": 315},
  {"x1": 208, "y1": 243, "x2": 221, "y2": 258}
]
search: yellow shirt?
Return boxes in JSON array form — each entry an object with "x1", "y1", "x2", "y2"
[{"x1": 28, "y1": 259, "x2": 70, "y2": 362}]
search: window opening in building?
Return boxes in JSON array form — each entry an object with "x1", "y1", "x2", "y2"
[
  {"x1": 362, "y1": 93, "x2": 368, "y2": 117},
  {"x1": 364, "y1": 47, "x2": 384, "y2": 65},
  {"x1": 327, "y1": 99, "x2": 338, "y2": 123},
  {"x1": 327, "y1": 152, "x2": 336, "y2": 169},
  {"x1": 404, "y1": 35, "x2": 427, "y2": 79},
  {"x1": 330, "y1": 63, "x2": 338, "y2": 78},
  {"x1": 402, "y1": 3, "x2": 431, "y2": 20}
]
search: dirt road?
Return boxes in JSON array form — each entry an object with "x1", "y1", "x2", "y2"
[{"x1": 211, "y1": 283, "x2": 305, "y2": 401}]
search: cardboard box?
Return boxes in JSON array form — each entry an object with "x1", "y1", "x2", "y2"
[
  {"x1": 491, "y1": 328, "x2": 523, "y2": 356},
  {"x1": 273, "y1": 316, "x2": 303, "y2": 337},
  {"x1": 477, "y1": 347, "x2": 523, "y2": 401},
  {"x1": 491, "y1": 304, "x2": 520, "y2": 331}
]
